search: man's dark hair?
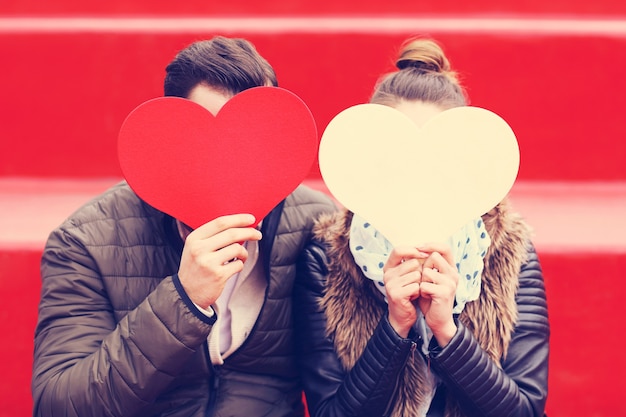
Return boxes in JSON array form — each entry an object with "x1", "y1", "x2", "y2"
[{"x1": 164, "y1": 36, "x2": 278, "y2": 98}]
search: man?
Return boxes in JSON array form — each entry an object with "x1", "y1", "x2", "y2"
[{"x1": 32, "y1": 36, "x2": 336, "y2": 417}]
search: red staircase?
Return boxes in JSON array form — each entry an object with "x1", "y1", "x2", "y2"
[{"x1": 2, "y1": 2, "x2": 626, "y2": 416}]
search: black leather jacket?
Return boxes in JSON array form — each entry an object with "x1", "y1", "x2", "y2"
[{"x1": 294, "y1": 239, "x2": 549, "y2": 417}]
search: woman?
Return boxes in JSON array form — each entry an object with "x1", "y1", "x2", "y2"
[{"x1": 294, "y1": 38, "x2": 549, "y2": 417}]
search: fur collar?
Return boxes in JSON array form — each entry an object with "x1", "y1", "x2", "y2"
[{"x1": 314, "y1": 198, "x2": 531, "y2": 417}]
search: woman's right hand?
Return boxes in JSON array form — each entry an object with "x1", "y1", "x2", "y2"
[{"x1": 383, "y1": 246, "x2": 428, "y2": 338}]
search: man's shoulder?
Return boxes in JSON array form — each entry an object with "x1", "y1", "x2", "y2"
[
  {"x1": 46, "y1": 181, "x2": 169, "y2": 249},
  {"x1": 67, "y1": 181, "x2": 138, "y2": 216},
  {"x1": 272, "y1": 184, "x2": 337, "y2": 237},
  {"x1": 285, "y1": 184, "x2": 336, "y2": 212},
  {"x1": 56, "y1": 181, "x2": 155, "y2": 232}
]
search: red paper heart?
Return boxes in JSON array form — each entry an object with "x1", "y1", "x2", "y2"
[{"x1": 118, "y1": 87, "x2": 318, "y2": 229}]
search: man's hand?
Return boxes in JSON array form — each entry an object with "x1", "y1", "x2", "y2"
[{"x1": 177, "y1": 214, "x2": 262, "y2": 309}]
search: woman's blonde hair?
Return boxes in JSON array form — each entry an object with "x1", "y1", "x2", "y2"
[{"x1": 370, "y1": 38, "x2": 467, "y2": 109}]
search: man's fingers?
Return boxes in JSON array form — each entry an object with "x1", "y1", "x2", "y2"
[
  {"x1": 187, "y1": 220, "x2": 262, "y2": 254},
  {"x1": 220, "y1": 258, "x2": 246, "y2": 278},
  {"x1": 207, "y1": 228, "x2": 262, "y2": 252},
  {"x1": 218, "y1": 243, "x2": 250, "y2": 266},
  {"x1": 190, "y1": 213, "x2": 257, "y2": 239}
]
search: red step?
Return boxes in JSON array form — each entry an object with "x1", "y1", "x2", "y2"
[{"x1": 2, "y1": 22, "x2": 626, "y2": 180}]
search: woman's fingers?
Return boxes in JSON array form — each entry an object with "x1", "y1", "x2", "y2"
[
  {"x1": 384, "y1": 269, "x2": 422, "y2": 299},
  {"x1": 418, "y1": 242, "x2": 455, "y2": 266},
  {"x1": 384, "y1": 246, "x2": 428, "y2": 271},
  {"x1": 422, "y1": 255, "x2": 458, "y2": 290}
]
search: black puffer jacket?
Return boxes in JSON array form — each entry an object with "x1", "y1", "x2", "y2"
[
  {"x1": 32, "y1": 181, "x2": 336, "y2": 417},
  {"x1": 294, "y1": 205, "x2": 549, "y2": 417}
]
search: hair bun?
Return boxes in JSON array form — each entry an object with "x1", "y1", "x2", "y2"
[
  {"x1": 370, "y1": 37, "x2": 466, "y2": 108},
  {"x1": 396, "y1": 38, "x2": 452, "y2": 74}
]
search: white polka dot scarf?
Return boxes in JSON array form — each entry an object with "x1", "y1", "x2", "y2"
[{"x1": 349, "y1": 213, "x2": 491, "y2": 314}]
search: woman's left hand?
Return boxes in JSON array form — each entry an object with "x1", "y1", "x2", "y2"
[{"x1": 417, "y1": 242, "x2": 459, "y2": 347}]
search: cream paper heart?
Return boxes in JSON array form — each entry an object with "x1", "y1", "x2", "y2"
[{"x1": 319, "y1": 104, "x2": 519, "y2": 246}]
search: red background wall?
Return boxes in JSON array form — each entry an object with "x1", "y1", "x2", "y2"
[{"x1": 1, "y1": 2, "x2": 625, "y2": 416}]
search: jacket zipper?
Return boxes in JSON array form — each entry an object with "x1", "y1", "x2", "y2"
[
  {"x1": 205, "y1": 339, "x2": 221, "y2": 417},
  {"x1": 206, "y1": 365, "x2": 220, "y2": 417},
  {"x1": 382, "y1": 341, "x2": 417, "y2": 417}
]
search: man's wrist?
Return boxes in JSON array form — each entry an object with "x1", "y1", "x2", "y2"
[{"x1": 193, "y1": 303, "x2": 215, "y2": 318}]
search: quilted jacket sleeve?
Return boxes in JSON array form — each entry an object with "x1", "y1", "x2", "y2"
[
  {"x1": 32, "y1": 226, "x2": 216, "y2": 417},
  {"x1": 428, "y1": 245, "x2": 550, "y2": 417},
  {"x1": 294, "y1": 240, "x2": 415, "y2": 417}
]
